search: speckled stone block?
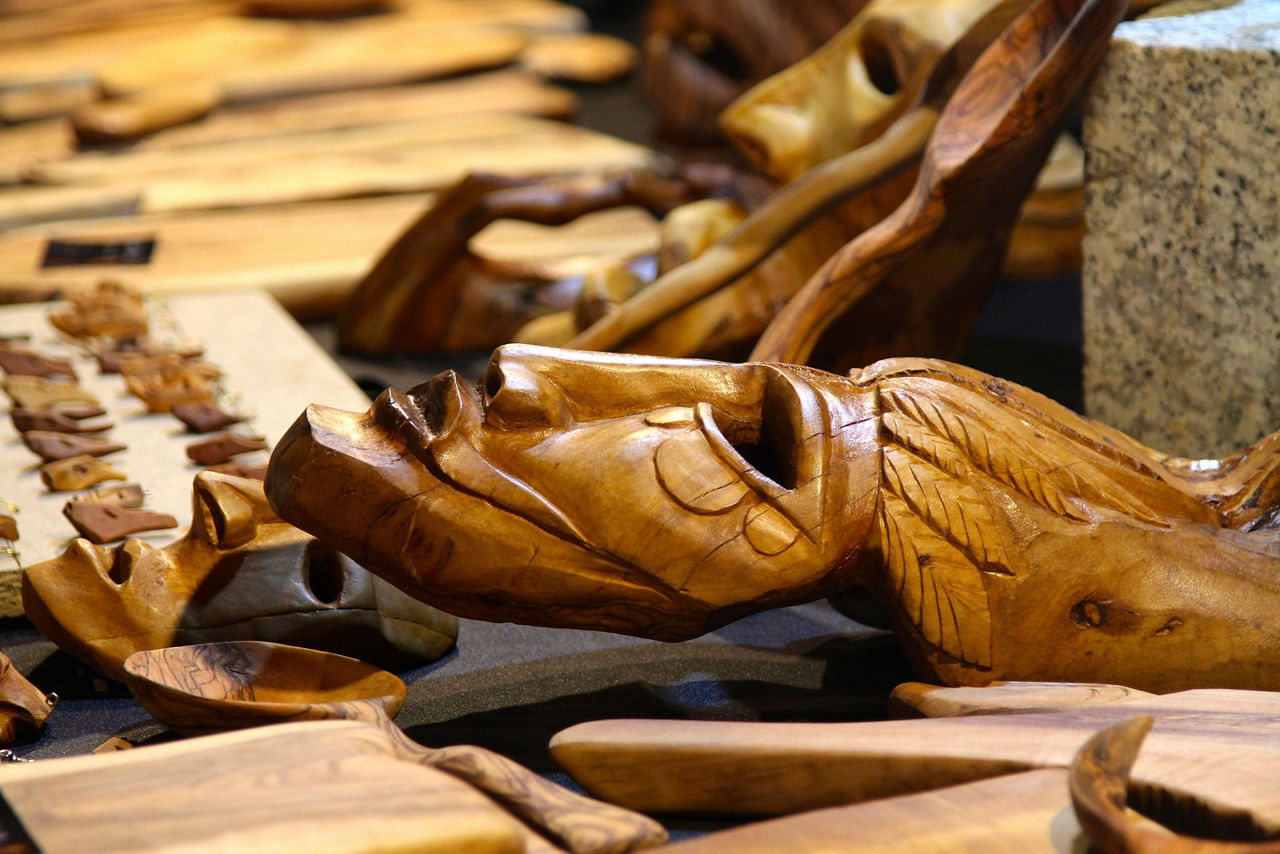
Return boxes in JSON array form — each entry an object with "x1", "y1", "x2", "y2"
[{"x1": 1082, "y1": 0, "x2": 1280, "y2": 457}]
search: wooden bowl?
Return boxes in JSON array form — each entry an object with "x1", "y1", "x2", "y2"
[{"x1": 123, "y1": 641, "x2": 406, "y2": 735}]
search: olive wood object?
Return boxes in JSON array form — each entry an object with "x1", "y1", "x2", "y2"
[
  {"x1": 889, "y1": 680, "x2": 1154, "y2": 718},
  {"x1": 117, "y1": 639, "x2": 666, "y2": 854},
  {"x1": 0, "y1": 349, "x2": 75, "y2": 379},
  {"x1": 3, "y1": 377, "x2": 99, "y2": 410},
  {"x1": 62, "y1": 502, "x2": 178, "y2": 543},
  {"x1": 23, "y1": 471, "x2": 458, "y2": 682},
  {"x1": 39, "y1": 455, "x2": 127, "y2": 492},
  {"x1": 48, "y1": 281, "x2": 148, "y2": 340},
  {"x1": 269, "y1": 345, "x2": 1280, "y2": 694},
  {"x1": 22, "y1": 431, "x2": 126, "y2": 462},
  {"x1": 171, "y1": 400, "x2": 245, "y2": 433},
  {"x1": 748, "y1": 0, "x2": 1125, "y2": 369},
  {"x1": 63, "y1": 482, "x2": 144, "y2": 509},
  {"x1": 0, "y1": 517, "x2": 16, "y2": 542},
  {"x1": 0, "y1": 650, "x2": 53, "y2": 745},
  {"x1": 185, "y1": 433, "x2": 269, "y2": 466},
  {"x1": 550, "y1": 687, "x2": 1280, "y2": 836},
  {"x1": 10, "y1": 408, "x2": 112, "y2": 434},
  {"x1": 122, "y1": 641, "x2": 406, "y2": 736},
  {"x1": 0, "y1": 718, "x2": 663, "y2": 854}
]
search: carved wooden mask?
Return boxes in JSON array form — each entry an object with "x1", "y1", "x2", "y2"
[
  {"x1": 720, "y1": 0, "x2": 1005, "y2": 182},
  {"x1": 268, "y1": 346, "x2": 1280, "y2": 693},
  {"x1": 23, "y1": 472, "x2": 458, "y2": 682}
]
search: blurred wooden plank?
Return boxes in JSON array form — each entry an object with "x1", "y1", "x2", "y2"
[{"x1": 0, "y1": 196, "x2": 659, "y2": 318}]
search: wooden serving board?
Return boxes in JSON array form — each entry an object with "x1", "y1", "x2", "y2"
[
  {"x1": 0, "y1": 197, "x2": 659, "y2": 319},
  {"x1": 551, "y1": 687, "x2": 1280, "y2": 831},
  {"x1": 11, "y1": 113, "x2": 654, "y2": 220},
  {"x1": 0, "y1": 290, "x2": 371, "y2": 615},
  {"x1": 0, "y1": 720, "x2": 528, "y2": 853}
]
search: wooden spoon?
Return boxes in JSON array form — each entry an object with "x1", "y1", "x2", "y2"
[
  {"x1": 564, "y1": 0, "x2": 1037, "y2": 354},
  {"x1": 122, "y1": 641, "x2": 405, "y2": 736},
  {"x1": 123, "y1": 640, "x2": 667, "y2": 854},
  {"x1": 748, "y1": 0, "x2": 1127, "y2": 369}
]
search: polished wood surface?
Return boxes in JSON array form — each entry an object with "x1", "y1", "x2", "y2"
[
  {"x1": 550, "y1": 688, "x2": 1280, "y2": 830},
  {"x1": 268, "y1": 346, "x2": 1280, "y2": 693},
  {"x1": 890, "y1": 681, "x2": 1154, "y2": 718},
  {"x1": 23, "y1": 471, "x2": 458, "y2": 682},
  {"x1": 749, "y1": 0, "x2": 1126, "y2": 370},
  {"x1": 123, "y1": 641, "x2": 406, "y2": 735}
]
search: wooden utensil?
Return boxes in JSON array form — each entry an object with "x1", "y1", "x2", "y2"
[
  {"x1": 748, "y1": 0, "x2": 1127, "y2": 369},
  {"x1": 550, "y1": 688, "x2": 1280, "y2": 835},
  {"x1": 119, "y1": 640, "x2": 667, "y2": 854},
  {"x1": 122, "y1": 641, "x2": 406, "y2": 735}
]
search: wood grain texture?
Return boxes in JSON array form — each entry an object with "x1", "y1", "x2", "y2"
[
  {"x1": 549, "y1": 689, "x2": 1280, "y2": 832},
  {"x1": 749, "y1": 0, "x2": 1126, "y2": 371},
  {"x1": 890, "y1": 681, "x2": 1154, "y2": 718},
  {"x1": 267, "y1": 345, "x2": 1280, "y2": 693}
]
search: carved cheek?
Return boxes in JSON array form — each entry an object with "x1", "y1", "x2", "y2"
[
  {"x1": 743, "y1": 503, "x2": 800, "y2": 555},
  {"x1": 654, "y1": 429, "x2": 750, "y2": 514}
]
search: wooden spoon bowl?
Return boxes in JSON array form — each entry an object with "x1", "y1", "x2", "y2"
[{"x1": 123, "y1": 640, "x2": 406, "y2": 735}]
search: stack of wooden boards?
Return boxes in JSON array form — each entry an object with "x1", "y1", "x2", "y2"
[{"x1": 0, "y1": 0, "x2": 662, "y2": 318}]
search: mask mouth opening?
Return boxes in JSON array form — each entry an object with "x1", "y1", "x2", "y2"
[{"x1": 302, "y1": 540, "x2": 344, "y2": 606}]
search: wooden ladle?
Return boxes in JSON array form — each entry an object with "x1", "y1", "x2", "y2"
[
  {"x1": 122, "y1": 641, "x2": 405, "y2": 736},
  {"x1": 123, "y1": 641, "x2": 667, "y2": 854},
  {"x1": 749, "y1": 0, "x2": 1127, "y2": 369}
]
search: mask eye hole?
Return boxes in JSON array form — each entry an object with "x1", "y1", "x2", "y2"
[
  {"x1": 303, "y1": 540, "x2": 344, "y2": 605},
  {"x1": 860, "y1": 35, "x2": 900, "y2": 96},
  {"x1": 108, "y1": 549, "x2": 132, "y2": 586},
  {"x1": 483, "y1": 362, "x2": 504, "y2": 405}
]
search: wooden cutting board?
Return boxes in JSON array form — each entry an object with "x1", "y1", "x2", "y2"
[
  {"x1": 551, "y1": 687, "x2": 1280, "y2": 834},
  {"x1": 0, "y1": 720, "x2": 529, "y2": 853},
  {"x1": 0, "y1": 196, "x2": 659, "y2": 319}
]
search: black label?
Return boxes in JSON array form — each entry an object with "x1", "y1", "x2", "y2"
[
  {"x1": 41, "y1": 237, "x2": 156, "y2": 268},
  {"x1": 0, "y1": 790, "x2": 38, "y2": 853}
]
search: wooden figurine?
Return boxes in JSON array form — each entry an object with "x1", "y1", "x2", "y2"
[
  {"x1": 122, "y1": 359, "x2": 215, "y2": 413},
  {"x1": 171, "y1": 400, "x2": 245, "y2": 433},
  {"x1": 10, "y1": 408, "x2": 113, "y2": 434},
  {"x1": 40, "y1": 455, "x2": 128, "y2": 492},
  {"x1": 0, "y1": 348, "x2": 75, "y2": 379},
  {"x1": 269, "y1": 344, "x2": 1280, "y2": 694},
  {"x1": 23, "y1": 471, "x2": 458, "y2": 683},
  {"x1": 0, "y1": 650, "x2": 53, "y2": 745},
  {"x1": 185, "y1": 432, "x2": 269, "y2": 466}
]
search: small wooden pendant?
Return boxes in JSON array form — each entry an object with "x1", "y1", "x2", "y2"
[
  {"x1": 3, "y1": 376, "x2": 99, "y2": 409},
  {"x1": 96, "y1": 342, "x2": 204, "y2": 374},
  {"x1": 23, "y1": 431, "x2": 126, "y2": 462},
  {"x1": 186, "y1": 433, "x2": 268, "y2": 466},
  {"x1": 63, "y1": 503, "x2": 178, "y2": 544},
  {"x1": 11, "y1": 408, "x2": 113, "y2": 434},
  {"x1": 0, "y1": 515, "x2": 17, "y2": 541},
  {"x1": 64, "y1": 483, "x2": 145, "y2": 509},
  {"x1": 171, "y1": 400, "x2": 245, "y2": 434},
  {"x1": 48, "y1": 281, "x2": 148, "y2": 340},
  {"x1": 40, "y1": 455, "x2": 128, "y2": 492},
  {"x1": 0, "y1": 348, "x2": 76, "y2": 379},
  {"x1": 123, "y1": 363, "x2": 214, "y2": 413}
]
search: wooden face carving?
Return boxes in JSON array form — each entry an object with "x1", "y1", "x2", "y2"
[
  {"x1": 720, "y1": 0, "x2": 1004, "y2": 182},
  {"x1": 22, "y1": 472, "x2": 457, "y2": 682},
  {"x1": 267, "y1": 344, "x2": 880, "y2": 641},
  {"x1": 270, "y1": 348, "x2": 1280, "y2": 693}
]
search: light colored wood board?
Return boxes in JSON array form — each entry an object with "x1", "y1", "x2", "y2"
[
  {"x1": 890, "y1": 681, "x2": 1156, "y2": 718},
  {"x1": 34, "y1": 113, "x2": 629, "y2": 186},
  {"x1": 0, "y1": 720, "x2": 526, "y2": 853},
  {"x1": 0, "y1": 119, "x2": 76, "y2": 186},
  {"x1": 550, "y1": 688, "x2": 1280, "y2": 826},
  {"x1": 14, "y1": 115, "x2": 655, "y2": 217},
  {"x1": 130, "y1": 70, "x2": 579, "y2": 151},
  {"x1": 0, "y1": 290, "x2": 371, "y2": 614},
  {"x1": 0, "y1": 197, "x2": 659, "y2": 319},
  {"x1": 520, "y1": 32, "x2": 637, "y2": 83},
  {"x1": 658, "y1": 769, "x2": 1079, "y2": 853}
]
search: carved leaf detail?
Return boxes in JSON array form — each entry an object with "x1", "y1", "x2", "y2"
[
  {"x1": 881, "y1": 386, "x2": 1169, "y2": 528},
  {"x1": 880, "y1": 491, "x2": 992, "y2": 667},
  {"x1": 881, "y1": 442, "x2": 1010, "y2": 573}
]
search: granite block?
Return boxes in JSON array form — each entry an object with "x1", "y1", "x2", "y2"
[{"x1": 1082, "y1": 0, "x2": 1280, "y2": 457}]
